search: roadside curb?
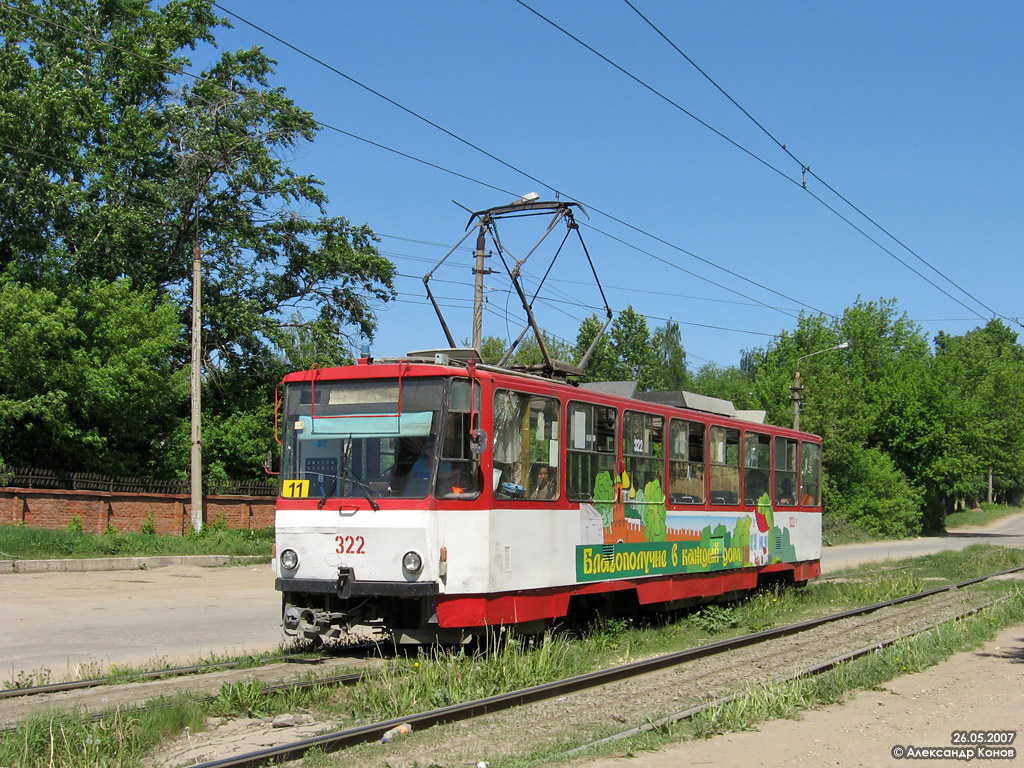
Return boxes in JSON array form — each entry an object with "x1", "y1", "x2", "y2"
[{"x1": 0, "y1": 555, "x2": 268, "y2": 574}]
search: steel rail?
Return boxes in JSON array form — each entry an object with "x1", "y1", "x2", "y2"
[
  {"x1": 0, "y1": 659, "x2": 267, "y2": 700},
  {"x1": 186, "y1": 564, "x2": 1024, "y2": 768},
  {"x1": 0, "y1": 642, "x2": 381, "y2": 700},
  {"x1": 0, "y1": 670, "x2": 370, "y2": 736}
]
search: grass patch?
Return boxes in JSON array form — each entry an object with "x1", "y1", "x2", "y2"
[
  {"x1": 344, "y1": 632, "x2": 588, "y2": 720},
  {"x1": 0, "y1": 697, "x2": 205, "y2": 768},
  {"x1": 0, "y1": 523, "x2": 273, "y2": 560},
  {"x1": 822, "y1": 512, "x2": 882, "y2": 546},
  {"x1": 945, "y1": 503, "x2": 1023, "y2": 531},
  {"x1": 678, "y1": 591, "x2": 1022, "y2": 744},
  {"x1": 2, "y1": 646, "x2": 316, "y2": 692},
  {"x1": 821, "y1": 544, "x2": 1024, "y2": 590}
]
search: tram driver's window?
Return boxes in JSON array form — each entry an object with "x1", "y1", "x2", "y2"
[
  {"x1": 492, "y1": 390, "x2": 560, "y2": 501},
  {"x1": 436, "y1": 379, "x2": 482, "y2": 499}
]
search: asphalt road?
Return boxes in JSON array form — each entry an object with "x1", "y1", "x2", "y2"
[
  {"x1": 2, "y1": 513, "x2": 1023, "y2": 683},
  {"x1": 0, "y1": 563, "x2": 284, "y2": 683},
  {"x1": 821, "y1": 513, "x2": 1024, "y2": 570}
]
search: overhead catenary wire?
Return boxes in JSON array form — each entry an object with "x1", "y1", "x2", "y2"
[
  {"x1": 380, "y1": 234, "x2": 805, "y2": 312},
  {"x1": 517, "y1": 0, "x2": 1000, "y2": 325},
  {"x1": 8, "y1": 0, "x2": 1004, "y2": 350},
  {"x1": 209, "y1": 2, "x2": 837, "y2": 322},
  {"x1": 621, "y1": 0, "x2": 1010, "y2": 326},
  {"x1": 4, "y1": 0, "x2": 818, "y2": 334}
]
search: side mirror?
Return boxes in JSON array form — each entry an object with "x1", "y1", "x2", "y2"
[{"x1": 469, "y1": 428, "x2": 487, "y2": 455}]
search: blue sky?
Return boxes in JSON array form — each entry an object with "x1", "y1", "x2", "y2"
[{"x1": 198, "y1": 1, "x2": 1023, "y2": 369}]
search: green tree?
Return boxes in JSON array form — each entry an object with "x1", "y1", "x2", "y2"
[
  {"x1": 0, "y1": 279, "x2": 185, "y2": 473},
  {"x1": 925, "y1": 321, "x2": 1024, "y2": 512},
  {"x1": 478, "y1": 336, "x2": 508, "y2": 366},
  {"x1": 0, "y1": 0, "x2": 395, "y2": 477},
  {"x1": 574, "y1": 314, "x2": 624, "y2": 382},
  {"x1": 835, "y1": 447, "x2": 923, "y2": 537},
  {"x1": 652, "y1": 320, "x2": 687, "y2": 391},
  {"x1": 749, "y1": 299, "x2": 929, "y2": 535},
  {"x1": 688, "y1": 363, "x2": 758, "y2": 409},
  {"x1": 474, "y1": 332, "x2": 572, "y2": 369},
  {"x1": 611, "y1": 305, "x2": 659, "y2": 390}
]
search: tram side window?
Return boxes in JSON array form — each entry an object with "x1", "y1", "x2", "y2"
[
  {"x1": 566, "y1": 401, "x2": 617, "y2": 502},
  {"x1": 436, "y1": 379, "x2": 482, "y2": 499},
  {"x1": 743, "y1": 432, "x2": 772, "y2": 505},
  {"x1": 709, "y1": 426, "x2": 740, "y2": 505},
  {"x1": 623, "y1": 411, "x2": 664, "y2": 503},
  {"x1": 774, "y1": 436, "x2": 798, "y2": 506},
  {"x1": 668, "y1": 419, "x2": 705, "y2": 504},
  {"x1": 800, "y1": 441, "x2": 821, "y2": 506},
  {"x1": 492, "y1": 390, "x2": 560, "y2": 501}
]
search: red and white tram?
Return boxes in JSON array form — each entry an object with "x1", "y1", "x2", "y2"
[{"x1": 273, "y1": 351, "x2": 822, "y2": 643}]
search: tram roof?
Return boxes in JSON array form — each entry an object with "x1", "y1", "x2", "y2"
[{"x1": 286, "y1": 351, "x2": 775, "y2": 428}]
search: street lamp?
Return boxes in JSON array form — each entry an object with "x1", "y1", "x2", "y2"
[{"x1": 792, "y1": 342, "x2": 850, "y2": 430}]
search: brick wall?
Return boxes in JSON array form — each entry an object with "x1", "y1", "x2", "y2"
[{"x1": 0, "y1": 487, "x2": 275, "y2": 536}]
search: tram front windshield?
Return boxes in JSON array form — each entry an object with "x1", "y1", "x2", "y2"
[{"x1": 280, "y1": 377, "x2": 478, "y2": 501}]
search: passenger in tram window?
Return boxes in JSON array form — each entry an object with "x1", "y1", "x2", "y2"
[
  {"x1": 531, "y1": 464, "x2": 556, "y2": 499},
  {"x1": 777, "y1": 477, "x2": 796, "y2": 506}
]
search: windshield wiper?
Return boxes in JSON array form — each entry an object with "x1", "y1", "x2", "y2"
[{"x1": 342, "y1": 466, "x2": 380, "y2": 511}]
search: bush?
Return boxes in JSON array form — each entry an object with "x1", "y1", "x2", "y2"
[{"x1": 833, "y1": 447, "x2": 923, "y2": 537}]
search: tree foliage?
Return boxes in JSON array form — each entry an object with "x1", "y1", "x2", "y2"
[
  {"x1": 0, "y1": 0, "x2": 394, "y2": 479},
  {"x1": 0, "y1": 279, "x2": 184, "y2": 473},
  {"x1": 573, "y1": 308, "x2": 686, "y2": 390}
]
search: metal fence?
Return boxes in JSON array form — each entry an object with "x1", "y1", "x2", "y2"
[{"x1": 0, "y1": 466, "x2": 277, "y2": 497}]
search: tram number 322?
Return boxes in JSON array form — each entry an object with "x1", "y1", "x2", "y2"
[{"x1": 336, "y1": 535, "x2": 366, "y2": 555}]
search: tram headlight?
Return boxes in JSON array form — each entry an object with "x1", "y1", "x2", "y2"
[
  {"x1": 280, "y1": 548, "x2": 299, "y2": 571},
  {"x1": 402, "y1": 550, "x2": 423, "y2": 575}
]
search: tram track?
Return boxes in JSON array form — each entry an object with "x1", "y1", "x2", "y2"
[
  {"x1": 165, "y1": 565, "x2": 1024, "y2": 768},
  {"x1": 0, "y1": 649, "x2": 382, "y2": 733},
  {"x1": 568, "y1": 591, "x2": 1014, "y2": 756},
  {"x1": 0, "y1": 642, "x2": 381, "y2": 703}
]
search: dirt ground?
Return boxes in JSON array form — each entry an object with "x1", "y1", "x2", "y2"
[{"x1": 583, "y1": 622, "x2": 1024, "y2": 768}]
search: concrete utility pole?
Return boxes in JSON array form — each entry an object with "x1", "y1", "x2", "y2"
[
  {"x1": 190, "y1": 241, "x2": 203, "y2": 531},
  {"x1": 471, "y1": 220, "x2": 489, "y2": 351},
  {"x1": 792, "y1": 342, "x2": 850, "y2": 431}
]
